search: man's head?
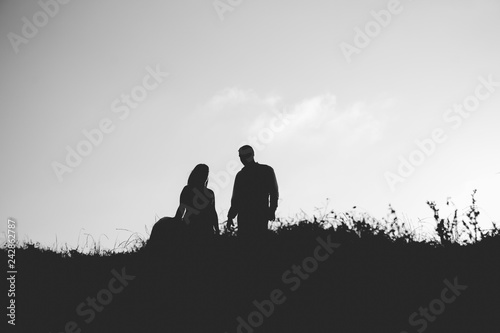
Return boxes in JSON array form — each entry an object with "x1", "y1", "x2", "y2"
[{"x1": 238, "y1": 145, "x2": 255, "y2": 166}]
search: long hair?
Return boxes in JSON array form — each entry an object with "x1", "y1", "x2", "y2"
[{"x1": 187, "y1": 164, "x2": 209, "y2": 188}]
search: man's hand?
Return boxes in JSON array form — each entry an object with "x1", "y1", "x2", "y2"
[{"x1": 227, "y1": 218, "x2": 234, "y2": 230}]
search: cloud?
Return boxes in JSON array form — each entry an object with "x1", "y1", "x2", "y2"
[
  {"x1": 195, "y1": 87, "x2": 284, "y2": 138},
  {"x1": 207, "y1": 87, "x2": 255, "y2": 109},
  {"x1": 276, "y1": 93, "x2": 387, "y2": 148},
  {"x1": 189, "y1": 88, "x2": 390, "y2": 157},
  {"x1": 205, "y1": 87, "x2": 280, "y2": 116}
]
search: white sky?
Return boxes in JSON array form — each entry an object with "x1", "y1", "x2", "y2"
[{"x1": 1, "y1": 0, "x2": 499, "y2": 249}]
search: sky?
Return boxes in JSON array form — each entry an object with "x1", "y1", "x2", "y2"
[{"x1": 1, "y1": 0, "x2": 499, "y2": 250}]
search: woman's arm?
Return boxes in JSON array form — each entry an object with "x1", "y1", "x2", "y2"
[
  {"x1": 174, "y1": 186, "x2": 188, "y2": 220},
  {"x1": 174, "y1": 205, "x2": 184, "y2": 220},
  {"x1": 208, "y1": 190, "x2": 219, "y2": 235}
]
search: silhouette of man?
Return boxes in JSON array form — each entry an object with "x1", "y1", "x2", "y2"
[{"x1": 227, "y1": 145, "x2": 279, "y2": 236}]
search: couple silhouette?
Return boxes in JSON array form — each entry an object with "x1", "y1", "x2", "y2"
[{"x1": 148, "y1": 145, "x2": 279, "y2": 247}]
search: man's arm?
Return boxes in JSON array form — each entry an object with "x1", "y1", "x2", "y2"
[
  {"x1": 269, "y1": 167, "x2": 279, "y2": 218},
  {"x1": 227, "y1": 173, "x2": 241, "y2": 229},
  {"x1": 227, "y1": 173, "x2": 240, "y2": 220}
]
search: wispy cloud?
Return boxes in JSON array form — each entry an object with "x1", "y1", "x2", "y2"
[
  {"x1": 207, "y1": 87, "x2": 256, "y2": 109},
  {"x1": 196, "y1": 88, "x2": 390, "y2": 150},
  {"x1": 278, "y1": 93, "x2": 388, "y2": 148},
  {"x1": 205, "y1": 87, "x2": 279, "y2": 115}
]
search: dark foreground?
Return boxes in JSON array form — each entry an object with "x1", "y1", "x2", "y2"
[{"x1": 4, "y1": 221, "x2": 500, "y2": 333}]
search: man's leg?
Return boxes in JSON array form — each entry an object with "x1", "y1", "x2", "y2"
[
  {"x1": 256, "y1": 217, "x2": 269, "y2": 234},
  {"x1": 238, "y1": 214, "x2": 269, "y2": 237},
  {"x1": 237, "y1": 214, "x2": 250, "y2": 237}
]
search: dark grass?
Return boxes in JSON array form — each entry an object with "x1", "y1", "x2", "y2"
[{"x1": 3, "y1": 196, "x2": 500, "y2": 333}]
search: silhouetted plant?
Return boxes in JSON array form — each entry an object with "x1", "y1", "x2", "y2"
[{"x1": 425, "y1": 190, "x2": 498, "y2": 246}]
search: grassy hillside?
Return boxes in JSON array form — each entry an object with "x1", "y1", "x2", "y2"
[{"x1": 3, "y1": 199, "x2": 500, "y2": 333}]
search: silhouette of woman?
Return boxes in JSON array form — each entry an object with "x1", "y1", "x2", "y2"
[
  {"x1": 174, "y1": 163, "x2": 219, "y2": 237},
  {"x1": 148, "y1": 164, "x2": 219, "y2": 250}
]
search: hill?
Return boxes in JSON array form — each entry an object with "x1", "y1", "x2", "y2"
[{"x1": 3, "y1": 201, "x2": 500, "y2": 333}]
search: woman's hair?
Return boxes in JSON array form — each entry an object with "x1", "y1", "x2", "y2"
[{"x1": 187, "y1": 164, "x2": 209, "y2": 188}]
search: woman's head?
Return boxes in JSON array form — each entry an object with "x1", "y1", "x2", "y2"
[{"x1": 188, "y1": 164, "x2": 209, "y2": 188}]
